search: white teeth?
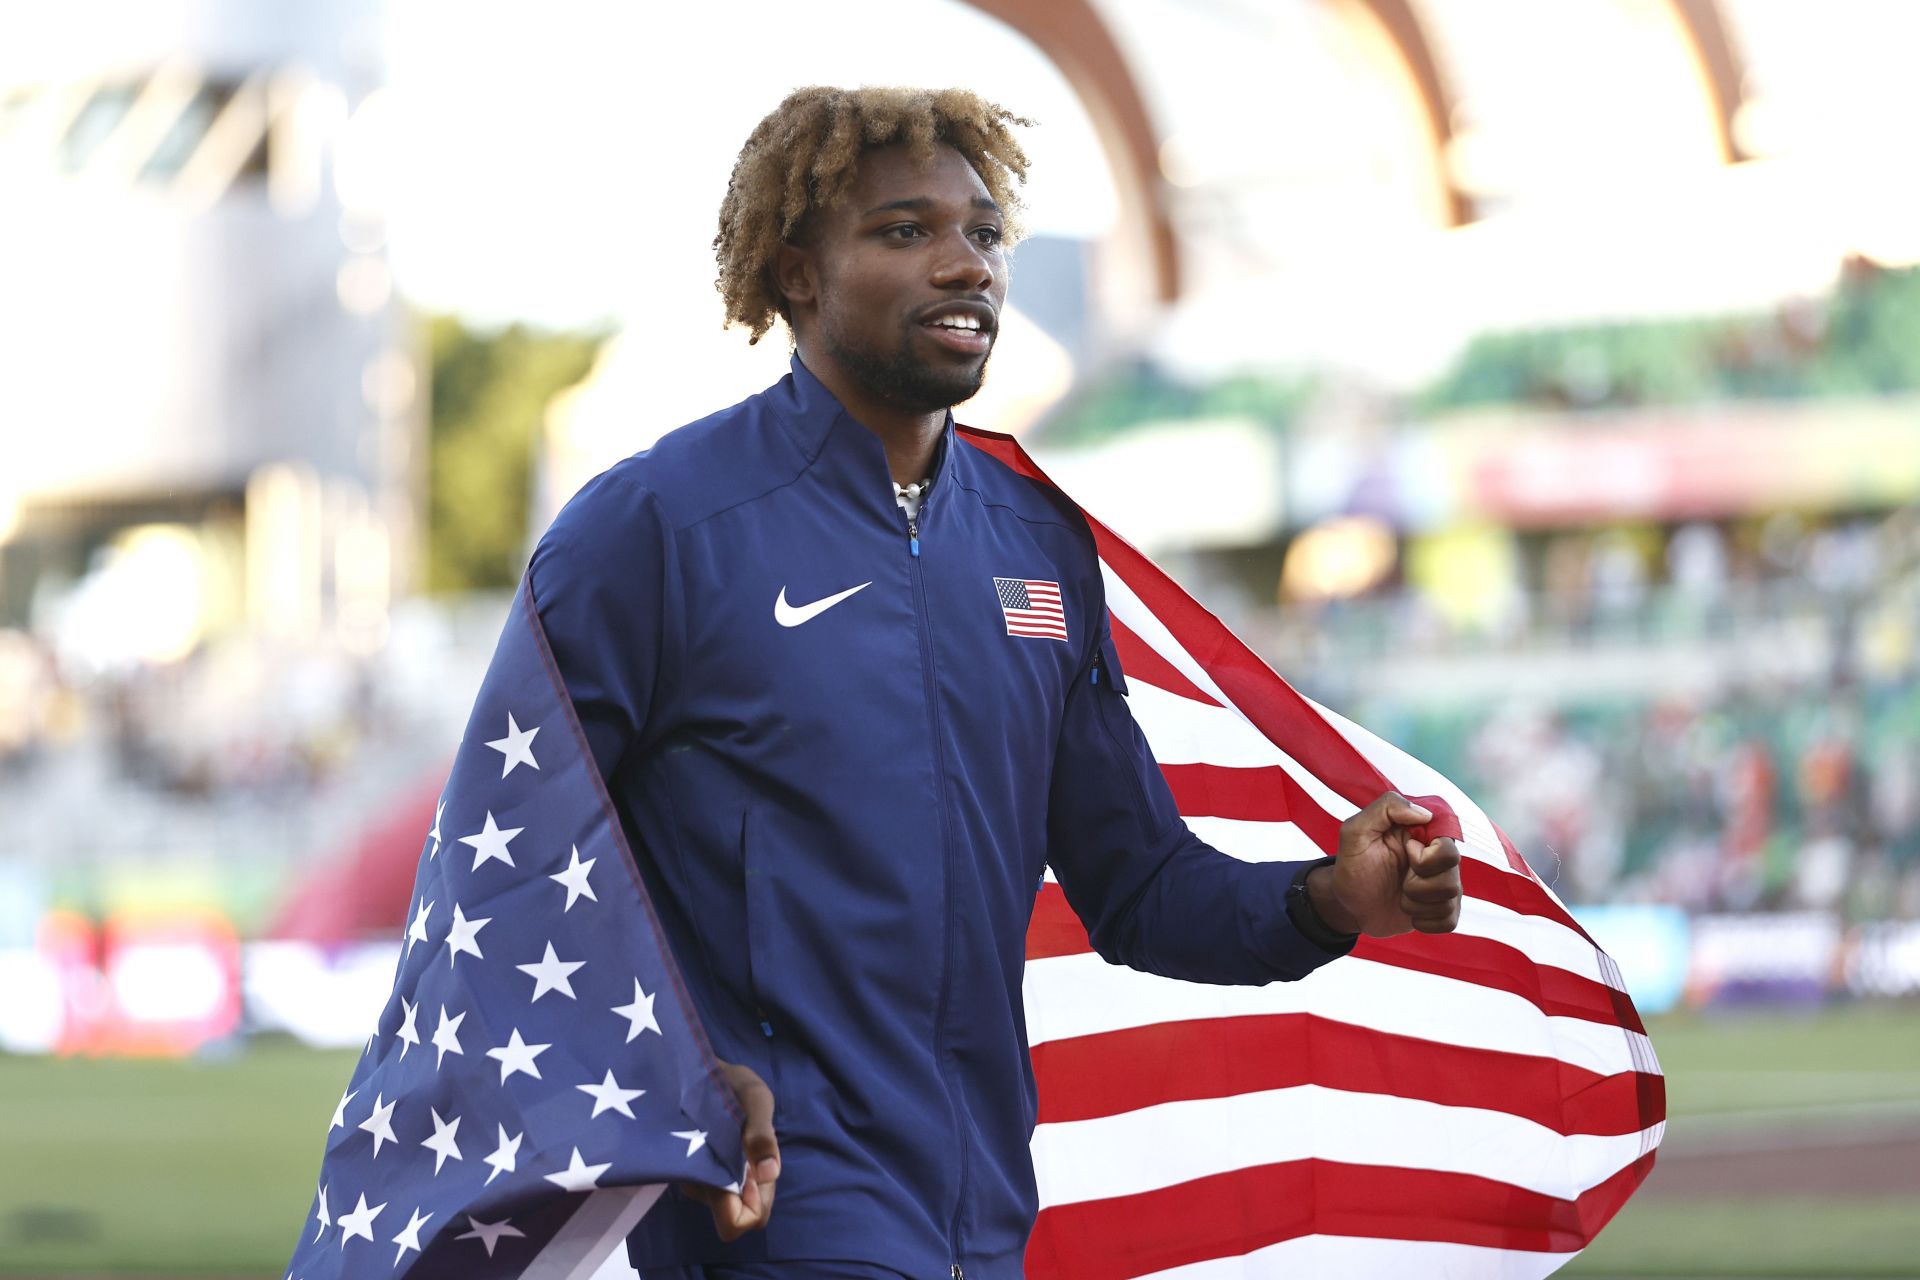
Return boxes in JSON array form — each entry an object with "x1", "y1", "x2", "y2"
[{"x1": 932, "y1": 315, "x2": 981, "y2": 331}]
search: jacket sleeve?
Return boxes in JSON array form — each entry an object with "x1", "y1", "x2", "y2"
[
  {"x1": 524, "y1": 463, "x2": 684, "y2": 779},
  {"x1": 1045, "y1": 613, "x2": 1353, "y2": 986}
]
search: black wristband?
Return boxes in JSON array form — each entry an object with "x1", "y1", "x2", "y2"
[{"x1": 1285, "y1": 856, "x2": 1360, "y2": 954}]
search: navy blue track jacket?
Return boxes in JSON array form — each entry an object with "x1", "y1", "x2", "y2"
[{"x1": 527, "y1": 357, "x2": 1349, "y2": 1277}]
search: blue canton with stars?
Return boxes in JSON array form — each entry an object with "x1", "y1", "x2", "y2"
[{"x1": 285, "y1": 581, "x2": 746, "y2": 1278}]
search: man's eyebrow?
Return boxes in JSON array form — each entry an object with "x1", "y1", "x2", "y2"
[{"x1": 861, "y1": 196, "x2": 1004, "y2": 217}]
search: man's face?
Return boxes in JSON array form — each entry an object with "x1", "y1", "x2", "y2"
[{"x1": 797, "y1": 142, "x2": 1008, "y2": 413}]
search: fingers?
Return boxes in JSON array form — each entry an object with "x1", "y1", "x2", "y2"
[
  {"x1": 1409, "y1": 834, "x2": 1461, "y2": 879},
  {"x1": 1386, "y1": 796, "x2": 1434, "y2": 828},
  {"x1": 678, "y1": 1181, "x2": 765, "y2": 1243},
  {"x1": 1352, "y1": 790, "x2": 1433, "y2": 835},
  {"x1": 732, "y1": 1065, "x2": 781, "y2": 1180},
  {"x1": 1338, "y1": 792, "x2": 1434, "y2": 865},
  {"x1": 688, "y1": 1059, "x2": 781, "y2": 1241},
  {"x1": 738, "y1": 1072, "x2": 780, "y2": 1228},
  {"x1": 1400, "y1": 837, "x2": 1462, "y2": 933}
]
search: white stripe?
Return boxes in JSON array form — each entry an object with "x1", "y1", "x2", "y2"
[
  {"x1": 1047, "y1": 827, "x2": 1623, "y2": 992},
  {"x1": 523, "y1": 1183, "x2": 663, "y2": 1280},
  {"x1": 1126, "y1": 682, "x2": 1290, "y2": 767},
  {"x1": 1455, "y1": 897, "x2": 1629, "y2": 992},
  {"x1": 1100, "y1": 561, "x2": 1236, "y2": 709},
  {"x1": 1307, "y1": 694, "x2": 1581, "y2": 919},
  {"x1": 1131, "y1": 1233, "x2": 1576, "y2": 1280},
  {"x1": 1181, "y1": 819, "x2": 1328, "y2": 864},
  {"x1": 1031, "y1": 1084, "x2": 1655, "y2": 1206},
  {"x1": 1023, "y1": 951, "x2": 1655, "y2": 1078},
  {"x1": 1101, "y1": 574, "x2": 1360, "y2": 822}
]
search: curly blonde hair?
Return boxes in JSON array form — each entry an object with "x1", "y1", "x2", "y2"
[{"x1": 714, "y1": 86, "x2": 1034, "y2": 344}]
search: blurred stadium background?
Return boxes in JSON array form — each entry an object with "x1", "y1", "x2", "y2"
[{"x1": 2, "y1": 0, "x2": 1917, "y2": 1275}]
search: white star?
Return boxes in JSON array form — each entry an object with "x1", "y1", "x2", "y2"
[
  {"x1": 311, "y1": 1183, "x2": 330, "y2": 1241},
  {"x1": 543, "y1": 1146, "x2": 612, "y2": 1193},
  {"x1": 671, "y1": 1128, "x2": 708, "y2": 1157},
  {"x1": 328, "y1": 1087, "x2": 357, "y2": 1131},
  {"x1": 550, "y1": 845, "x2": 598, "y2": 911},
  {"x1": 336, "y1": 1193, "x2": 385, "y2": 1247},
  {"x1": 395, "y1": 996, "x2": 419, "y2": 1060},
  {"x1": 358, "y1": 1092, "x2": 398, "y2": 1158},
  {"x1": 421, "y1": 1107, "x2": 462, "y2": 1173},
  {"x1": 577, "y1": 1069, "x2": 645, "y2": 1119},
  {"x1": 431, "y1": 1005, "x2": 466, "y2": 1068},
  {"x1": 515, "y1": 941, "x2": 585, "y2": 1002},
  {"x1": 405, "y1": 897, "x2": 434, "y2": 956},
  {"x1": 485, "y1": 1028, "x2": 550, "y2": 1083},
  {"x1": 391, "y1": 1206, "x2": 433, "y2": 1264},
  {"x1": 459, "y1": 811, "x2": 523, "y2": 872},
  {"x1": 612, "y1": 979, "x2": 660, "y2": 1042},
  {"x1": 428, "y1": 797, "x2": 444, "y2": 859},
  {"x1": 482, "y1": 1124, "x2": 523, "y2": 1185},
  {"x1": 444, "y1": 904, "x2": 491, "y2": 966},
  {"x1": 485, "y1": 712, "x2": 541, "y2": 776},
  {"x1": 457, "y1": 1214, "x2": 525, "y2": 1257}
]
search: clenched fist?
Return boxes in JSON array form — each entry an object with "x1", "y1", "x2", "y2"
[{"x1": 1308, "y1": 792, "x2": 1463, "y2": 938}]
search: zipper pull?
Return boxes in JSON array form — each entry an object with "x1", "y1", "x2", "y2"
[
  {"x1": 908, "y1": 515, "x2": 921, "y2": 558},
  {"x1": 951, "y1": 1267, "x2": 965, "y2": 1280}
]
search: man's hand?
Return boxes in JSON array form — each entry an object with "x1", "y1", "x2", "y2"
[
  {"x1": 679, "y1": 1059, "x2": 781, "y2": 1242},
  {"x1": 1310, "y1": 791, "x2": 1463, "y2": 938}
]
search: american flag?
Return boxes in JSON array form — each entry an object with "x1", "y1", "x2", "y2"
[
  {"x1": 959, "y1": 427, "x2": 1666, "y2": 1279},
  {"x1": 289, "y1": 429, "x2": 1662, "y2": 1279},
  {"x1": 283, "y1": 583, "x2": 748, "y2": 1279},
  {"x1": 996, "y1": 576, "x2": 1070, "y2": 641}
]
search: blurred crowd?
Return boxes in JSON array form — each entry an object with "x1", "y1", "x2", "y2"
[
  {"x1": 0, "y1": 600, "x2": 502, "y2": 934},
  {"x1": 4, "y1": 500, "x2": 1915, "y2": 926},
  {"x1": 1271, "y1": 503, "x2": 1920, "y2": 920}
]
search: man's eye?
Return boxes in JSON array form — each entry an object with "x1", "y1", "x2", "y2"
[
  {"x1": 973, "y1": 227, "x2": 1004, "y2": 248},
  {"x1": 884, "y1": 224, "x2": 924, "y2": 240}
]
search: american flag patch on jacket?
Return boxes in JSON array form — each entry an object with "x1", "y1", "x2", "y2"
[{"x1": 994, "y1": 577, "x2": 1069, "y2": 642}]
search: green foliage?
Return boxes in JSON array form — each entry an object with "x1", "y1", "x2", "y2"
[
  {"x1": 1422, "y1": 263, "x2": 1920, "y2": 414},
  {"x1": 1039, "y1": 362, "x2": 1311, "y2": 446},
  {"x1": 423, "y1": 315, "x2": 606, "y2": 594}
]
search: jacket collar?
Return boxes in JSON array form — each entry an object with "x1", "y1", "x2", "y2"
[{"x1": 776, "y1": 354, "x2": 961, "y2": 513}]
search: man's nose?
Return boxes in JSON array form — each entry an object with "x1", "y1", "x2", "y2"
[{"x1": 930, "y1": 231, "x2": 995, "y2": 292}]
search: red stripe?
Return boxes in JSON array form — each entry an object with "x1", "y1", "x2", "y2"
[
  {"x1": 1031, "y1": 1011, "x2": 1666, "y2": 1135},
  {"x1": 1027, "y1": 881, "x2": 1644, "y2": 1034},
  {"x1": 1358, "y1": 931, "x2": 1647, "y2": 1035},
  {"x1": 1161, "y1": 764, "x2": 1343, "y2": 850},
  {"x1": 960, "y1": 429, "x2": 1659, "y2": 1271},
  {"x1": 960, "y1": 428, "x2": 1513, "y2": 863},
  {"x1": 1107, "y1": 613, "x2": 1219, "y2": 705},
  {"x1": 1462, "y1": 859, "x2": 1589, "y2": 940},
  {"x1": 1027, "y1": 882, "x2": 1090, "y2": 961},
  {"x1": 1024, "y1": 1151, "x2": 1658, "y2": 1279},
  {"x1": 1154, "y1": 760, "x2": 1588, "y2": 938}
]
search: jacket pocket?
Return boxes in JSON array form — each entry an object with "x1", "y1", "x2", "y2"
[{"x1": 738, "y1": 804, "x2": 784, "y2": 1091}]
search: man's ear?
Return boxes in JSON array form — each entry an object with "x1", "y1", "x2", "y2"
[{"x1": 773, "y1": 243, "x2": 817, "y2": 314}]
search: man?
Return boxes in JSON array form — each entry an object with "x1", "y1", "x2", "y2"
[{"x1": 529, "y1": 86, "x2": 1462, "y2": 1280}]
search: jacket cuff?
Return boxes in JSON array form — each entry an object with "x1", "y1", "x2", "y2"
[{"x1": 1284, "y1": 856, "x2": 1360, "y2": 957}]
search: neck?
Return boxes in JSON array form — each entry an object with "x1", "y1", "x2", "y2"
[{"x1": 795, "y1": 342, "x2": 946, "y2": 486}]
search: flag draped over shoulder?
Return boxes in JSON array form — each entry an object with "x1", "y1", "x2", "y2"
[
  {"x1": 288, "y1": 428, "x2": 1662, "y2": 1280},
  {"x1": 284, "y1": 584, "x2": 747, "y2": 1280},
  {"x1": 958, "y1": 427, "x2": 1667, "y2": 1280}
]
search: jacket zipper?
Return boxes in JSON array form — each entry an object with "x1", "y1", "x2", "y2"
[{"x1": 904, "y1": 492, "x2": 969, "y2": 1275}]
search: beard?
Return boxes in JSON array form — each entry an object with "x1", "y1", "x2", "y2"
[{"x1": 826, "y1": 315, "x2": 992, "y2": 414}]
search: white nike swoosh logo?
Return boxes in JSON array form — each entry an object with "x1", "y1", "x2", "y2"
[{"x1": 774, "y1": 581, "x2": 872, "y2": 627}]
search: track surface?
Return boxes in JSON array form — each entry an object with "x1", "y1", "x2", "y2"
[{"x1": 1646, "y1": 1118, "x2": 1920, "y2": 1198}]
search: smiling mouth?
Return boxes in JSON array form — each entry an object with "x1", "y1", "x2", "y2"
[{"x1": 920, "y1": 317, "x2": 992, "y2": 355}]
